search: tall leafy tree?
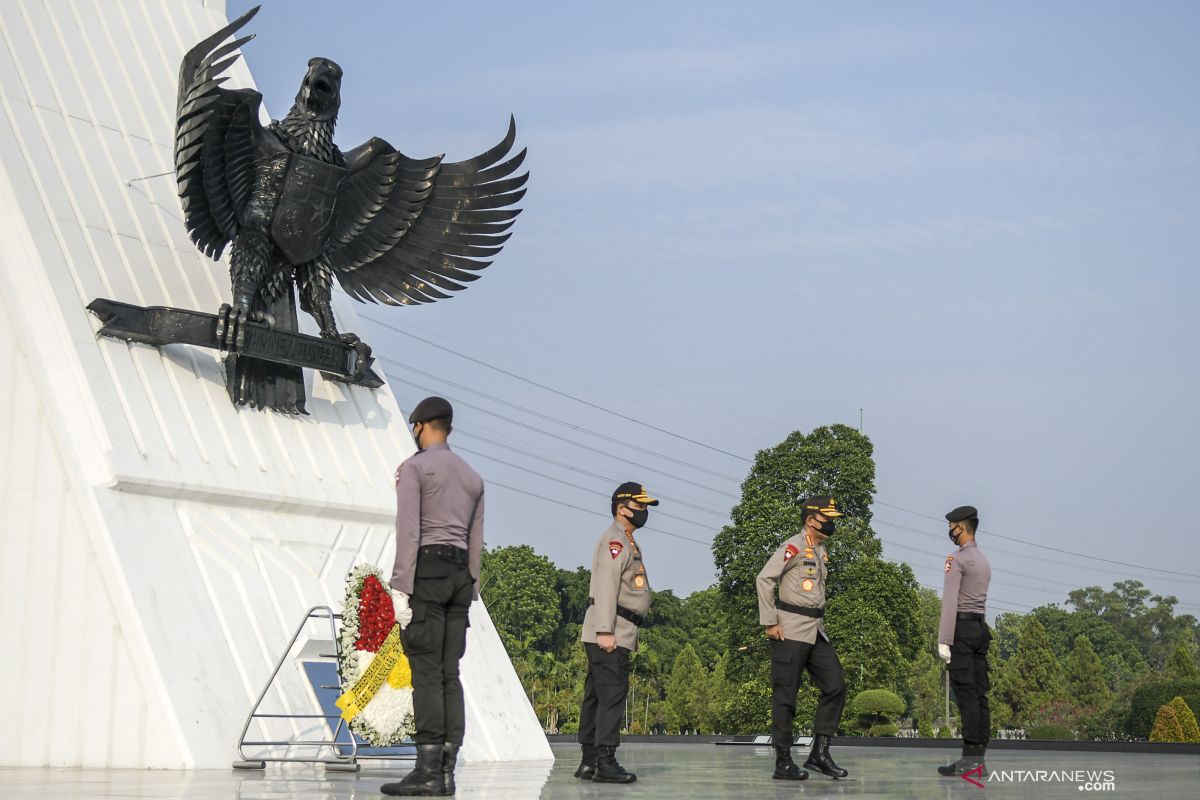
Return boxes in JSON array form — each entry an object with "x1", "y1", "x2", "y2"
[
  {"x1": 1003, "y1": 615, "x2": 1065, "y2": 723},
  {"x1": 665, "y1": 644, "x2": 712, "y2": 733},
  {"x1": 825, "y1": 596, "x2": 909, "y2": 697},
  {"x1": 480, "y1": 545, "x2": 562, "y2": 651},
  {"x1": 910, "y1": 650, "x2": 944, "y2": 732},
  {"x1": 1064, "y1": 635, "x2": 1112, "y2": 712},
  {"x1": 1067, "y1": 581, "x2": 1199, "y2": 668},
  {"x1": 1166, "y1": 644, "x2": 1199, "y2": 680}
]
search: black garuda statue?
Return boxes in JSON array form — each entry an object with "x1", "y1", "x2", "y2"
[{"x1": 170, "y1": 5, "x2": 527, "y2": 413}]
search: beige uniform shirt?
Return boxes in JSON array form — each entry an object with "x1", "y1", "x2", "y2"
[
  {"x1": 938, "y1": 540, "x2": 991, "y2": 644},
  {"x1": 581, "y1": 521, "x2": 652, "y2": 651},
  {"x1": 756, "y1": 532, "x2": 829, "y2": 644}
]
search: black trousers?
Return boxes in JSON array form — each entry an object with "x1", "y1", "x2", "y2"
[
  {"x1": 949, "y1": 618, "x2": 991, "y2": 748},
  {"x1": 578, "y1": 642, "x2": 631, "y2": 750},
  {"x1": 770, "y1": 636, "x2": 846, "y2": 745},
  {"x1": 401, "y1": 551, "x2": 474, "y2": 746}
]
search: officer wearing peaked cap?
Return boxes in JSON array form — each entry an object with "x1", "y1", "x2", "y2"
[
  {"x1": 575, "y1": 482, "x2": 659, "y2": 785},
  {"x1": 382, "y1": 397, "x2": 484, "y2": 797},
  {"x1": 756, "y1": 496, "x2": 849, "y2": 781},
  {"x1": 937, "y1": 505, "x2": 993, "y2": 779}
]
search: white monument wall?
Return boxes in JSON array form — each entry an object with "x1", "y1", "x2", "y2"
[{"x1": 0, "y1": 0, "x2": 549, "y2": 769}]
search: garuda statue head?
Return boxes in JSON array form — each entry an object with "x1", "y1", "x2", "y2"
[{"x1": 296, "y1": 57, "x2": 342, "y2": 122}]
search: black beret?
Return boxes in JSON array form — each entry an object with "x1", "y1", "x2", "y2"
[
  {"x1": 945, "y1": 505, "x2": 978, "y2": 523},
  {"x1": 408, "y1": 396, "x2": 453, "y2": 424}
]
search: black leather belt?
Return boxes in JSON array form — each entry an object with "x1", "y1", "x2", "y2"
[
  {"x1": 419, "y1": 544, "x2": 468, "y2": 566},
  {"x1": 957, "y1": 612, "x2": 985, "y2": 621},
  {"x1": 588, "y1": 598, "x2": 646, "y2": 628},
  {"x1": 776, "y1": 600, "x2": 825, "y2": 618}
]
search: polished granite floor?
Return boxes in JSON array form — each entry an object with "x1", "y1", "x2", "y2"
[{"x1": 2, "y1": 743, "x2": 1198, "y2": 799}]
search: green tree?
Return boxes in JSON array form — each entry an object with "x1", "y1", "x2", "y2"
[
  {"x1": 480, "y1": 545, "x2": 562, "y2": 651},
  {"x1": 1004, "y1": 616, "x2": 1065, "y2": 723},
  {"x1": 665, "y1": 644, "x2": 713, "y2": 733},
  {"x1": 1067, "y1": 581, "x2": 1200, "y2": 669},
  {"x1": 851, "y1": 689, "x2": 905, "y2": 736},
  {"x1": 992, "y1": 612, "x2": 1026, "y2": 661},
  {"x1": 910, "y1": 651, "x2": 943, "y2": 735},
  {"x1": 1165, "y1": 645, "x2": 1199, "y2": 680},
  {"x1": 712, "y1": 424, "x2": 879, "y2": 654},
  {"x1": 1032, "y1": 604, "x2": 1147, "y2": 687},
  {"x1": 1064, "y1": 635, "x2": 1112, "y2": 712},
  {"x1": 915, "y1": 587, "x2": 942, "y2": 650},
  {"x1": 825, "y1": 597, "x2": 909, "y2": 698}
]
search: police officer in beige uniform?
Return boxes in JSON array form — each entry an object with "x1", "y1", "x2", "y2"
[
  {"x1": 756, "y1": 496, "x2": 848, "y2": 781},
  {"x1": 575, "y1": 482, "x2": 658, "y2": 785},
  {"x1": 382, "y1": 397, "x2": 484, "y2": 798},
  {"x1": 937, "y1": 505, "x2": 992, "y2": 778}
]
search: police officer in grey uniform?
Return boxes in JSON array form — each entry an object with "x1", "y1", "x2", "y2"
[
  {"x1": 756, "y1": 496, "x2": 848, "y2": 781},
  {"x1": 937, "y1": 505, "x2": 992, "y2": 778},
  {"x1": 575, "y1": 482, "x2": 658, "y2": 785},
  {"x1": 382, "y1": 397, "x2": 484, "y2": 798}
]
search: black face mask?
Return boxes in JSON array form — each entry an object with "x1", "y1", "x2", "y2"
[
  {"x1": 816, "y1": 519, "x2": 836, "y2": 536},
  {"x1": 627, "y1": 507, "x2": 649, "y2": 529},
  {"x1": 411, "y1": 423, "x2": 424, "y2": 451},
  {"x1": 949, "y1": 526, "x2": 961, "y2": 545}
]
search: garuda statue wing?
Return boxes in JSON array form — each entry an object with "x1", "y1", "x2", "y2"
[
  {"x1": 174, "y1": 7, "x2": 264, "y2": 261},
  {"x1": 323, "y1": 120, "x2": 528, "y2": 305}
]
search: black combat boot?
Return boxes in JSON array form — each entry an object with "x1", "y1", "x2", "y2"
[
  {"x1": 593, "y1": 744, "x2": 636, "y2": 784},
  {"x1": 381, "y1": 743, "x2": 445, "y2": 796},
  {"x1": 938, "y1": 744, "x2": 987, "y2": 777},
  {"x1": 772, "y1": 745, "x2": 809, "y2": 780},
  {"x1": 574, "y1": 744, "x2": 597, "y2": 780},
  {"x1": 803, "y1": 734, "x2": 848, "y2": 778},
  {"x1": 442, "y1": 742, "x2": 460, "y2": 795}
]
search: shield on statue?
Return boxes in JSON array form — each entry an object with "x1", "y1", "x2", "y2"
[{"x1": 271, "y1": 152, "x2": 348, "y2": 264}]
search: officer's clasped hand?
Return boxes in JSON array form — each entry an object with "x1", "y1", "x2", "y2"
[
  {"x1": 391, "y1": 589, "x2": 413, "y2": 629},
  {"x1": 938, "y1": 643, "x2": 952, "y2": 664}
]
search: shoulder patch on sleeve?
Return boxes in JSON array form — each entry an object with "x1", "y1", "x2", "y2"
[
  {"x1": 609, "y1": 541, "x2": 624, "y2": 559},
  {"x1": 783, "y1": 543, "x2": 799, "y2": 562},
  {"x1": 944, "y1": 555, "x2": 954, "y2": 573}
]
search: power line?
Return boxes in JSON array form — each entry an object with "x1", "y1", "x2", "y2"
[
  {"x1": 383, "y1": 368, "x2": 739, "y2": 499},
  {"x1": 373, "y1": 332, "x2": 1200, "y2": 589},
  {"x1": 366, "y1": 315, "x2": 751, "y2": 462},
  {"x1": 378, "y1": 358, "x2": 740, "y2": 481},
  {"x1": 452, "y1": 440, "x2": 722, "y2": 533},
  {"x1": 484, "y1": 479, "x2": 712, "y2": 547},
  {"x1": 877, "y1": 502, "x2": 1200, "y2": 580}
]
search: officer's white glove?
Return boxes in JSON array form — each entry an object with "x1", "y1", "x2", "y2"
[
  {"x1": 938, "y1": 643, "x2": 952, "y2": 664},
  {"x1": 391, "y1": 589, "x2": 413, "y2": 629}
]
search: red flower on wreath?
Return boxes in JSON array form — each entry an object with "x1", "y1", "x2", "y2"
[{"x1": 354, "y1": 575, "x2": 396, "y2": 652}]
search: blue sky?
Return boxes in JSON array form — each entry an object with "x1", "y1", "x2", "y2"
[{"x1": 227, "y1": 1, "x2": 1200, "y2": 618}]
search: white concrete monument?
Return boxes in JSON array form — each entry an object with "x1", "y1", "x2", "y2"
[{"x1": 0, "y1": 0, "x2": 548, "y2": 769}]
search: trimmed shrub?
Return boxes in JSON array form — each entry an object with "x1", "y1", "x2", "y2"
[
  {"x1": 1126, "y1": 679, "x2": 1200, "y2": 738},
  {"x1": 850, "y1": 689, "x2": 905, "y2": 736},
  {"x1": 918, "y1": 718, "x2": 934, "y2": 738},
  {"x1": 1027, "y1": 724, "x2": 1074, "y2": 740},
  {"x1": 1149, "y1": 703, "x2": 1184, "y2": 743},
  {"x1": 1167, "y1": 696, "x2": 1200, "y2": 743}
]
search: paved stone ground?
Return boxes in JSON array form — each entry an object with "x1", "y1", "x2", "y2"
[{"x1": 2, "y1": 742, "x2": 1197, "y2": 798}]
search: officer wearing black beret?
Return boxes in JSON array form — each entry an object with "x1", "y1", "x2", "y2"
[
  {"x1": 937, "y1": 505, "x2": 992, "y2": 778},
  {"x1": 382, "y1": 397, "x2": 485, "y2": 797}
]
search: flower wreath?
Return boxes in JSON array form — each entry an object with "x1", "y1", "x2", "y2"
[{"x1": 333, "y1": 564, "x2": 415, "y2": 746}]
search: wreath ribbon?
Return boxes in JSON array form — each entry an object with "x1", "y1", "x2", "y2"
[{"x1": 335, "y1": 624, "x2": 411, "y2": 722}]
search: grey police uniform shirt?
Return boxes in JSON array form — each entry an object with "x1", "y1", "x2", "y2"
[
  {"x1": 581, "y1": 521, "x2": 651, "y2": 652},
  {"x1": 938, "y1": 540, "x2": 991, "y2": 644},
  {"x1": 390, "y1": 443, "x2": 485, "y2": 598},
  {"x1": 756, "y1": 532, "x2": 829, "y2": 644}
]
